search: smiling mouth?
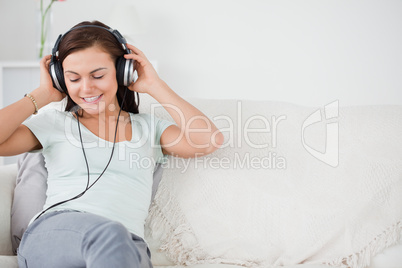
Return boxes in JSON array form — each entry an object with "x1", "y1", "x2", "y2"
[{"x1": 82, "y1": 94, "x2": 103, "y2": 104}]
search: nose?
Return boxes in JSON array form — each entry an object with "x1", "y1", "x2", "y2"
[{"x1": 81, "y1": 78, "x2": 94, "y2": 94}]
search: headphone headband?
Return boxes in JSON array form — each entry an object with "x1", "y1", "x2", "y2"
[{"x1": 52, "y1": 25, "x2": 130, "y2": 57}]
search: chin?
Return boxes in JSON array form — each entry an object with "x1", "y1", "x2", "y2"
[{"x1": 79, "y1": 103, "x2": 107, "y2": 115}]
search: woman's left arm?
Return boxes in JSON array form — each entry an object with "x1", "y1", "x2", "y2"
[{"x1": 125, "y1": 44, "x2": 224, "y2": 158}]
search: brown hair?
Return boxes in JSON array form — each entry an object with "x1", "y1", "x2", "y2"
[{"x1": 58, "y1": 20, "x2": 139, "y2": 115}]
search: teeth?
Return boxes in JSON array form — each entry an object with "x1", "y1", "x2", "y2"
[{"x1": 83, "y1": 95, "x2": 101, "y2": 102}]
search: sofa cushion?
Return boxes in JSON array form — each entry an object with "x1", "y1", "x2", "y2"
[
  {"x1": 11, "y1": 153, "x2": 47, "y2": 254},
  {"x1": 145, "y1": 99, "x2": 402, "y2": 267},
  {"x1": 0, "y1": 164, "x2": 17, "y2": 256}
]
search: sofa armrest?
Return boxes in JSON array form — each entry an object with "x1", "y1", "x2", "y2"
[{"x1": 0, "y1": 164, "x2": 17, "y2": 255}]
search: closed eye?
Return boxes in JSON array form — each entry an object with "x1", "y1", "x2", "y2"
[
  {"x1": 94, "y1": 75, "x2": 104, "y2": 79},
  {"x1": 70, "y1": 78, "x2": 80, "y2": 82}
]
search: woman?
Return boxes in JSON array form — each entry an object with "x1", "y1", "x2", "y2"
[{"x1": 0, "y1": 20, "x2": 223, "y2": 268}]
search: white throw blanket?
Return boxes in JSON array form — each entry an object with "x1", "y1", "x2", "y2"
[{"x1": 143, "y1": 97, "x2": 402, "y2": 268}]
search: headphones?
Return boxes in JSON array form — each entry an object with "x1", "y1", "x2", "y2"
[{"x1": 49, "y1": 25, "x2": 135, "y2": 93}]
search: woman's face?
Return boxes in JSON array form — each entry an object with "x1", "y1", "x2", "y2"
[{"x1": 63, "y1": 45, "x2": 119, "y2": 117}]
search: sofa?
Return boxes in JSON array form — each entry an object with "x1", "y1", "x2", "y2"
[{"x1": 0, "y1": 96, "x2": 402, "y2": 268}]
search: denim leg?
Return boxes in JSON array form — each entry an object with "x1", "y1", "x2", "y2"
[{"x1": 17, "y1": 210, "x2": 153, "y2": 268}]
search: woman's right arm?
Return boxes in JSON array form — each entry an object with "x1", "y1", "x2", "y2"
[{"x1": 0, "y1": 55, "x2": 64, "y2": 156}]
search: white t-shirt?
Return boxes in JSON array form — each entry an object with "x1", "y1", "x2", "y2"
[{"x1": 23, "y1": 109, "x2": 174, "y2": 239}]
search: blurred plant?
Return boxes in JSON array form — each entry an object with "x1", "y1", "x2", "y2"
[{"x1": 39, "y1": 0, "x2": 65, "y2": 58}]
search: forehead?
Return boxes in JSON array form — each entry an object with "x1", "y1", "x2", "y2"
[{"x1": 62, "y1": 46, "x2": 114, "y2": 71}]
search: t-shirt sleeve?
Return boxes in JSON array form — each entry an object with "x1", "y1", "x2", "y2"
[
  {"x1": 22, "y1": 109, "x2": 57, "y2": 150},
  {"x1": 150, "y1": 114, "x2": 176, "y2": 163}
]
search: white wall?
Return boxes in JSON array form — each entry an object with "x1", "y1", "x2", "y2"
[{"x1": 1, "y1": 0, "x2": 401, "y2": 106}]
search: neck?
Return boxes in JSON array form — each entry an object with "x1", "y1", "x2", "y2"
[{"x1": 79, "y1": 97, "x2": 125, "y2": 122}]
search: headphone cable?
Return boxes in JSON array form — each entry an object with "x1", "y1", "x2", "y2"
[{"x1": 34, "y1": 88, "x2": 128, "y2": 221}]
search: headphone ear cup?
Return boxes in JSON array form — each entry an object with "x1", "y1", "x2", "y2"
[
  {"x1": 116, "y1": 56, "x2": 127, "y2": 86},
  {"x1": 49, "y1": 60, "x2": 67, "y2": 93},
  {"x1": 54, "y1": 61, "x2": 67, "y2": 93},
  {"x1": 116, "y1": 56, "x2": 134, "y2": 87}
]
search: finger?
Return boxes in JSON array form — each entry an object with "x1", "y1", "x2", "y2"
[
  {"x1": 40, "y1": 55, "x2": 49, "y2": 66},
  {"x1": 124, "y1": 53, "x2": 147, "y2": 66},
  {"x1": 126, "y1": 43, "x2": 144, "y2": 56},
  {"x1": 40, "y1": 55, "x2": 52, "y2": 71},
  {"x1": 126, "y1": 81, "x2": 138, "y2": 93},
  {"x1": 41, "y1": 54, "x2": 51, "y2": 62},
  {"x1": 124, "y1": 53, "x2": 141, "y2": 60},
  {"x1": 39, "y1": 56, "x2": 54, "y2": 87}
]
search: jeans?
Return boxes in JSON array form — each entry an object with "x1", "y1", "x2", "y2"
[{"x1": 17, "y1": 210, "x2": 153, "y2": 268}]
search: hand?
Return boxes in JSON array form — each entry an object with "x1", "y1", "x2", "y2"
[
  {"x1": 37, "y1": 55, "x2": 65, "y2": 104},
  {"x1": 124, "y1": 44, "x2": 164, "y2": 95}
]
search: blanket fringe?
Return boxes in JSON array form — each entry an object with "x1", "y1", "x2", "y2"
[
  {"x1": 146, "y1": 179, "x2": 258, "y2": 267},
  {"x1": 325, "y1": 220, "x2": 402, "y2": 268}
]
